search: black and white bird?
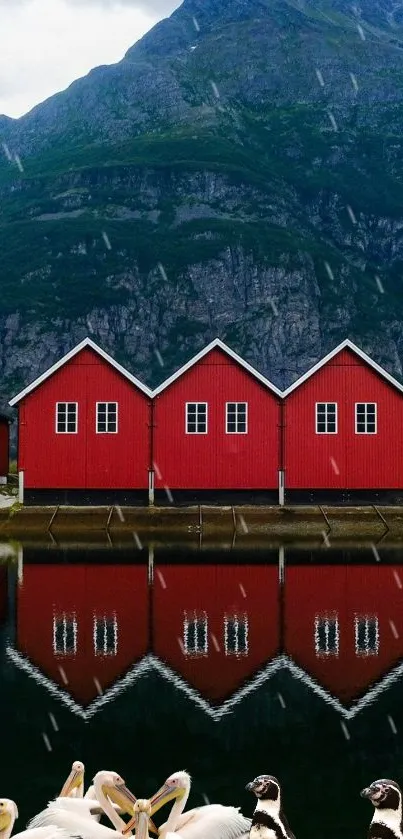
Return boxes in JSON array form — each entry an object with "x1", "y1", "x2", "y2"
[
  {"x1": 245, "y1": 776, "x2": 295, "y2": 839},
  {"x1": 361, "y1": 779, "x2": 403, "y2": 839}
]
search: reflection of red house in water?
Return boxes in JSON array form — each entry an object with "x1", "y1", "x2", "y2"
[
  {"x1": 8, "y1": 556, "x2": 403, "y2": 719},
  {"x1": 16, "y1": 564, "x2": 148, "y2": 705},
  {"x1": 153, "y1": 565, "x2": 280, "y2": 702},
  {"x1": 284, "y1": 565, "x2": 403, "y2": 702},
  {"x1": 0, "y1": 565, "x2": 7, "y2": 625}
]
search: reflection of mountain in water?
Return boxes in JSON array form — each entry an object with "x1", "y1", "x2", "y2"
[
  {"x1": 4, "y1": 550, "x2": 403, "y2": 719},
  {"x1": 0, "y1": 565, "x2": 7, "y2": 625}
]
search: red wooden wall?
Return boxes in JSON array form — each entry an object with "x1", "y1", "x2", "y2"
[
  {"x1": 18, "y1": 348, "x2": 150, "y2": 489},
  {"x1": 285, "y1": 349, "x2": 403, "y2": 489},
  {"x1": 284, "y1": 565, "x2": 403, "y2": 701},
  {"x1": 13, "y1": 342, "x2": 403, "y2": 495},
  {"x1": 16, "y1": 564, "x2": 148, "y2": 704},
  {"x1": 153, "y1": 349, "x2": 280, "y2": 490},
  {"x1": 153, "y1": 564, "x2": 280, "y2": 701},
  {"x1": 0, "y1": 420, "x2": 9, "y2": 478}
]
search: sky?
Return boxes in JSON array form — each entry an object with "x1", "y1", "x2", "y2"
[{"x1": 0, "y1": 0, "x2": 181, "y2": 119}]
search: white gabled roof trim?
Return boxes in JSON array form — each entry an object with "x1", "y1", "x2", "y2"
[
  {"x1": 7, "y1": 645, "x2": 402, "y2": 723},
  {"x1": 6, "y1": 646, "x2": 155, "y2": 721},
  {"x1": 152, "y1": 338, "x2": 282, "y2": 397},
  {"x1": 283, "y1": 338, "x2": 403, "y2": 397},
  {"x1": 9, "y1": 337, "x2": 152, "y2": 406},
  {"x1": 9, "y1": 336, "x2": 403, "y2": 408}
]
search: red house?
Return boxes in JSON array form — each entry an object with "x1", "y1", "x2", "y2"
[
  {"x1": 9, "y1": 338, "x2": 152, "y2": 505},
  {"x1": 284, "y1": 564, "x2": 403, "y2": 703},
  {"x1": 14, "y1": 562, "x2": 149, "y2": 706},
  {"x1": 152, "y1": 339, "x2": 281, "y2": 503},
  {"x1": 283, "y1": 339, "x2": 403, "y2": 503},
  {"x1": 0, "y1": 413, "x2": 10, "y2": 485},
  {"x1": 153, "y1": 564, "x2": 280, "y2": 704}
]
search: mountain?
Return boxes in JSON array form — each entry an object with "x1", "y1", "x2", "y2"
[{"x1": 1, "y1": 0, "x2": 403, "y2": 411}]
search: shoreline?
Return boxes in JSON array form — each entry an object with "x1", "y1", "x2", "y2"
[{"x1": 0, "y1": 503, "x2": 403, "y2": 541}]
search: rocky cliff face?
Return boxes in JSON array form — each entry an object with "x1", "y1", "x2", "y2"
[{"x1": 1, "y1": 0, "x2": 403, "y2": 415}]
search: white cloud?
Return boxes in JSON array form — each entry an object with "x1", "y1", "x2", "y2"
[
  {"x1": 66, "y1": 0, "x2": 178, "y2": 9},
  {"x1": 0, "y1": 0, "x2": 181, "y2": 119}
]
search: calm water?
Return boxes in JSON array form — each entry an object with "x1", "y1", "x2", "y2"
[{"x1": 2, "y1": 539, "x2": 403, "y2": 839}]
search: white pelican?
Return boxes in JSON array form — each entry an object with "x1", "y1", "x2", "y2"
[
  {"x1": 132, "y1": 802, "x2": 152, "y2": 839},
  {"x1": 0, "y1": 798, "x2": 72, "y2": 839},
  {"x1": 124, "y1": 771, "x2": 251, "y2": 839},
  {"x1": 28, "y1": 770, "x2": 139, "y2": 839},
  {"x1": 55, "y1": 766, "x2": 117, "y2": 823},
  {"x1": 57, "y1": 764, "x2": 137, "y2": 827},
  {"x1": 59, "y1": 762, "x2": 85, "y2": 799},
  {"x1": 0, "y1": 799, "x2": 18, "y2": 839}
]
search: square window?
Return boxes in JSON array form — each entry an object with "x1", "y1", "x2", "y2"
[
  {"x1": 316, "y1": 403, "x2": 337, "y2": 434},
  {"x1": 53, "y1": 614, "x2": 77, "y2": 655},
  {"x1": 226, "y1": 403, "x2": 248, "y2": 434},
  {"x1": 355, "y1": 616, "x2": 379, "y2": 655},
  {"x1": 355, "y1": 403, "x2": 377, "y2": 434},
  {"x1": 56, "y1": 403, "x2": 78, "y2": 434},
  {"x1": 183, "y1": 612, "x2": 208, "y2": 655},
  {"x1": 224, "y1": 615, "x2": 248, "y2": 655},
  {"x1": 96, "y1": 402, "x2": 118, "y2": 433},
  {"x1": 94, "y1": 616, "x2": 117, "y2": 656},
  {"x1": 186, "y1": 403, "x2": 208, "y2": 434},
  {"x1": 315, "y1": 615, "x2": 339, "y2": 656}
]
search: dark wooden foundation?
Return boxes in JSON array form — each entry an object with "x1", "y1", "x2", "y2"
[
  {"x1": 153, "y1": 489, "x2": 279, "y2": 506},
  {"x1": 285, "y1": 489, "x2": 403, "y2": 505},
  {"x1": 24, "y1": 488, "x2": 149, "y2": 506}
]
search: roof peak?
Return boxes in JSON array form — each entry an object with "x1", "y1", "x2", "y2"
[
  {"x1": 283, "y1": 338, "x2": 403, "y2": 397},
  {"x1": 8, "y1": 336, "x2": 403, "y2": 407},
  {"x1": 9, "y1": 337, "x2": 152, "y2": 406},
  {"x1": 152, "y1": 337, "x2": 282, "y2": 397}
]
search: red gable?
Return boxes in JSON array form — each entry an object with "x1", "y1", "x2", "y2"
[
  {"x1": 153, "y1": 564, "x2": 280, "y2": 702},
  {"x1": 16, "y1": 563, "x2": 149, "y2": 705},
  {"x1": 284, "y1": 565, "x2": 403, "y2": 701},
  {"x1": 16, "y1": 345, "x2": 151, "y2": 490},
  {"x1": 153, "y1": 346, "x2": 280, "y2": 491}
]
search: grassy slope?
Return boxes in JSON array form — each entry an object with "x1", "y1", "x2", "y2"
[{"x1": 0, "y1": 0, "x2": 403, "y2": 389}]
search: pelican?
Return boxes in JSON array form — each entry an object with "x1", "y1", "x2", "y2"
[
  {"x1": 59, "y1": 762, "x2": 85, "y2": 799},
  {"x1": 28, "y1": 770, "x2": 139, "y2": 838},
  {"x1": 56, "y1": 765, "x2": 118, "y2": 823},
  {"x1": 0, "y1": 798, "x2": 72, "y2": 839},
  {"x1": 132, "y1": 802, "x2": 152, "y2": 839},
  {"x1": 0, "y1": 799, "x2": 18, "y2": 839},
  {"x1": 125, "y1": 771, "x2": 251, "y2": 839}
]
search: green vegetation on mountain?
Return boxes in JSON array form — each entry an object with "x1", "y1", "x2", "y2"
[{"x1": 1, "y1": 0, "x2": 403, "y2": 405}]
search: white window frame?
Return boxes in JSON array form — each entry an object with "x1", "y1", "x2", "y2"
[
  {"x1": 355, "y1": 615, "x2": 379, "y2": 656},
  {"x1": 96, "y1": 401, "x2": 119, "y2": 434},
  {"x1": 55, "y1": 402, "x2": 78, "y2": 434},
  {"x1": 93, "y1": 615, "x2": 118, "y2": 656},
  {"x1": 224, "y1": 614, "x2": 249, "y2": 655},
  {"x1": 225, "y1": 402, "x2": 248, "y2": 435},
  {"x1": 183, "y1": 611, "x2": 208, "y2": 655},
  {"x1": 314, "y1": 615, "x2": 339, "y2": 656},
  {"x1": 315, "y1": 402, "x2": 338, "y2": 435},
  {"x1": 53, "y1": 613, "x2": 77, "y2": 655},
  {"x1": 355, "y1": 402, "x2": 377, "y2": 435},
  {"x1": 185, "y1": 402, "x2": 208, "y2": 435}
]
